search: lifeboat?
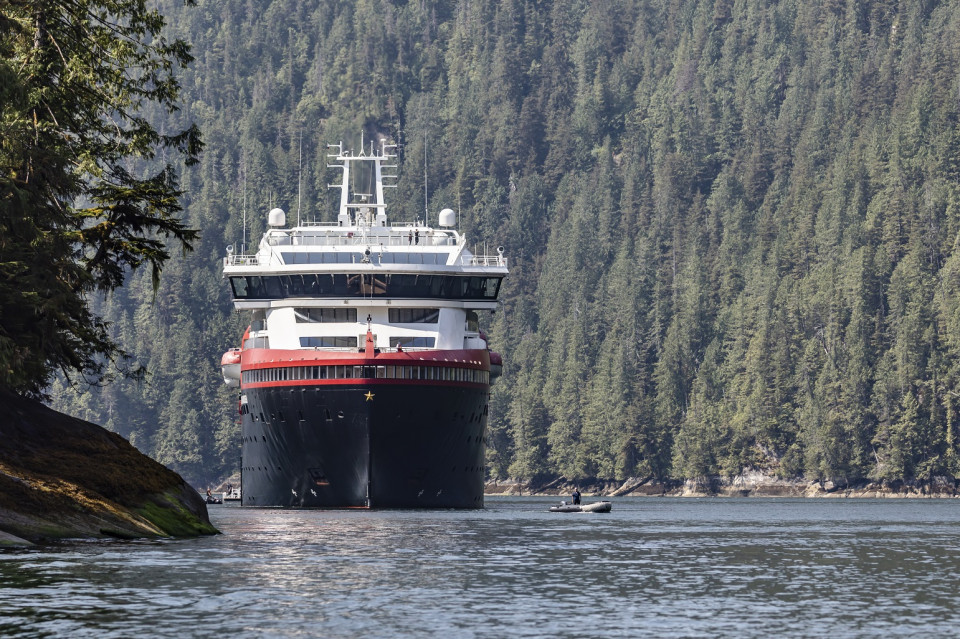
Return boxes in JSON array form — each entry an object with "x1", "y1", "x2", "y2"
[
  {"x1": 221, "y1": 348, "x2": 241, "y2": 387},
  {"x1": 489, "y1": 351, "x2": 503, "y2": 380}
]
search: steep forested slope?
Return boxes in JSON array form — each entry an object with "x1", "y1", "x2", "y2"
[{"x1": 50, "y1": 0, "x2": 960, "y2": 489}]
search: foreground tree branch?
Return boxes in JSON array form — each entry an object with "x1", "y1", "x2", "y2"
[{"x1": 0, "y1": 0, "x2": 202, "y2": 397}]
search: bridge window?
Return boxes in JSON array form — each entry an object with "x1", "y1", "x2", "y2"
[
  {"x1": 389, "y1": 308, "x2": 439, "y2": 323},
  {"x1": 300, "y1": 336, "x2": 357, "y2": 348},
  {"x1": 295, "y1": 308, "x2": 357, "y2": 323},
  {"x1": 230, "y1": 274, "x2": 503, "y2": 301},
  {"x1": 390, "y1": 336, "x2": 436, "y2": 348}
]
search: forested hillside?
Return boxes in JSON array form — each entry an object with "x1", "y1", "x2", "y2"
[{"x1": 49, "y1": 0, "x2": 960, "y2": 490}]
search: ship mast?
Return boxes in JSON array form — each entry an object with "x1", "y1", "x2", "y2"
[{"x1": 327, "y1": 138, "x2": 397, "y2": 226}]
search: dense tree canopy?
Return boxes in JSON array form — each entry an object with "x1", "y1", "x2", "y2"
[
  {"x1": 0, "y1": 0, "x2": 201, "y2": 397},
  {"x1": 43, "y1": 0, "x2": 960, "y2": 490}
]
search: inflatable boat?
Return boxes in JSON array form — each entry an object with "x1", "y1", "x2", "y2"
[{"x1": 549, "y1": 500, "x2": 612, "y2": 513}]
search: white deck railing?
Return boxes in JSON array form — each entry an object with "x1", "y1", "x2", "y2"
[{"x1": 225, "y1": 250, "x2": 507, "y2": 268}]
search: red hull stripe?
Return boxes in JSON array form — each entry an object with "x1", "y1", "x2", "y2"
[
  {"x1": 241, "y1": 348, "x2": 491, "y2": 370},
  {"x1": 242, "y1": 379, "x2": 488, "y2": 390}
]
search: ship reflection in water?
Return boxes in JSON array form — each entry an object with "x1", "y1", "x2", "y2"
[{"x1": 2, "y1": 498, "x2": 960, "y2": 638}]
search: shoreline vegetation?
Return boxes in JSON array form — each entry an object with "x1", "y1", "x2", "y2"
[
  {"x1": 484, "y1": 475, "x2": 960, "y2": 499},
  {"x1": 31, "y1": 0, "x2": 960, "y2": 496},
  {"x1": 3, "y1": 0, "x2": 207, "y2": 544},
  {"x1": 0, "y1": 392, "x2": 218, "y2": 546},
  {"x1": 204, "y1": 472, "x2": 960, "y2": 501}
]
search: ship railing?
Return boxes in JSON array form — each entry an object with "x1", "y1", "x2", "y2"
[
  {"x1": 225, "y1": 251, "x2": 505, "y2": 268},
  {"x1": 298, "y1": 219, "x2": 450, "y2": 229},
  {"x1": 461, "y1": 254, "x2": 508, "y2": 267},
  {"x1": 224, "y1": 254, "x2": 260, "y2": 267},
  {"x1": 262, "y1": 228, "x2": 460, "y2": 248},
  {"x1": 300, "y1": 346, "x2": 436, "y2": 353},
  {"x1": 273, "y1": 235, "x2": 457, "y2": 248}
]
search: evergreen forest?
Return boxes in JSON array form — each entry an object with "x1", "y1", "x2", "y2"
[{"x1": 45, "y1": 0, "x2": 960, "y2": 491}]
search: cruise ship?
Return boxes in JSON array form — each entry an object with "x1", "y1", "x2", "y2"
[{"x1": 220, "y1": 139, "x2": 507, "y2": 508}]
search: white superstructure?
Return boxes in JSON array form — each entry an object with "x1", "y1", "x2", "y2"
[{"x1": 222, "y1": 138, "x2": 507, "y2": 369}]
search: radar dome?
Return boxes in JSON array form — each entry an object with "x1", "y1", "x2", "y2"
[
  {"x1": 268, "y1": 208, "x2": 286, "y2": 227},
  {"x1": 438, "y1": 208, "x2": 456, "y2": 227}
]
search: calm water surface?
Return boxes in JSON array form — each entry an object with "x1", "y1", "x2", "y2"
[{"x1": 2, "y1": 497, "x2": 960, "y2": 638}]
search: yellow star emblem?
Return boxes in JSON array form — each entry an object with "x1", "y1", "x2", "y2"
[{"x1": 364, "y1": 391, "x2": 375, "y2": 401}]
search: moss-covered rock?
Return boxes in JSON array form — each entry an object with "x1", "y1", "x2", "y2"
[{"x1": 0, "y1": 390, "x2": 218, "y2": 543}]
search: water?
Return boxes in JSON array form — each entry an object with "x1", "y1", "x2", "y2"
[{"x1": 2, "y1": 497, "x2": 960, "y2": 638}]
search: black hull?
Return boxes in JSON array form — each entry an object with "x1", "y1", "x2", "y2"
[{"x1": 240, "y1": 382, "x2": 489, "y2": 508}]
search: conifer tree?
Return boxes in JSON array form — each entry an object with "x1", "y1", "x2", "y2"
[{"x1": 0, "y1": 0, "x2": 201, "y2": 397}]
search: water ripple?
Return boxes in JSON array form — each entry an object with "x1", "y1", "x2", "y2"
[{"x1": 3, "y1": 497, "x2": 960, "y2": 637}]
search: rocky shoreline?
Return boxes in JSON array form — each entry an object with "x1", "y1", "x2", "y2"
[
  {"x1": 485, "y1": 472, "x2": 960, "y2": 499},
  {"x1": 0, "y1": 391, "x2": 218, "y2": 546}
]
